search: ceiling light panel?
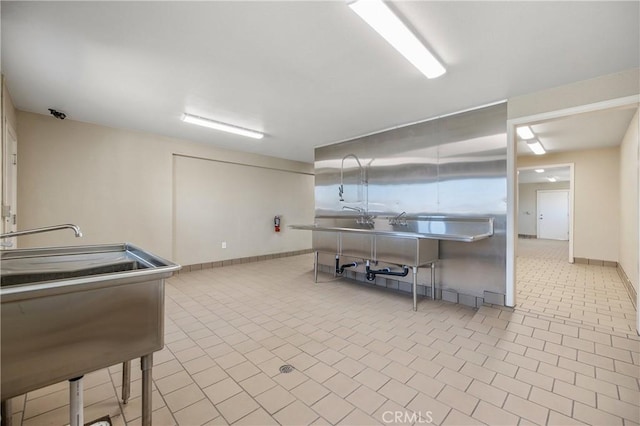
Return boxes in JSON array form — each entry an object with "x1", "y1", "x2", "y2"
[
  {"x1": 535, "y1": 169, "x2": 545, "y2": 173},
  {"x1": 182, "y1": 113, "x2": 264, "y2": 139},
  {"x1": 349, "y1": 0, "x2": 446, "y2": 79},
  {"x1": 526, "y1": 140, "x2": 546, "y2": 155},
  {"x1": 516, "y1": 126, "x2": 535, "y2": 139}
]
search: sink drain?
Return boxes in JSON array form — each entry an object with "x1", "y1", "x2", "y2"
[{"x1": 279, "y1": 364, "x2": 295, "y2": 374}]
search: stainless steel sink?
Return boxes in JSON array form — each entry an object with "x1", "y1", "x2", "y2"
[
  {"x1": 0, "y1": 243, "x2": 180, "y2": 426},
  {"x1": 290, "y1": 216, "x2": 494, "y2": 311}
]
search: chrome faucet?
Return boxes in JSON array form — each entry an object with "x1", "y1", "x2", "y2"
[
  {"x1": 343, "y1": 206, "x2": 375, "y2": 227},
  {"x1": 389, "y1": 211, "x2": 408, "y2": 226},
  {"x1": 0, "y1": 224, "x2": 83, "y2": 239}
]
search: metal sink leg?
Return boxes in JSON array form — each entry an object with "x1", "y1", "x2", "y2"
[
  {"x1": 122, "y1": 361, "x2": 131, "y2": 404},
  {"x1": 412, "y1": 266, "x2": 418, "y2": 311},
  {"x1": 431, "y1": 262, "x2": 436, "y2": 300},
  {"x1": 313, "y1": 251, "x2": 319, "y2": 283},
  {"x1": 141, "y1": 354, "x2": 153, "y2": 426}
]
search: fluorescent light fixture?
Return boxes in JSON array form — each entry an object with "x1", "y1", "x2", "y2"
[
  {"x1": 526, "y1": 140, "x2": 546, "y2": 155},
  {"x1": 516, "y1": 126, "x2": 535, "y2": 139},
  {"x1": 535, "y1": 169, "x2": 545, "y2": 173},
  {"x1": 547, "y1": 177, "x2": 557, "y2": 182},
  {"x1": 349, "y1": 0, "x2": 446, "y2": 79},
  {"x1": 182, "y1": 113, "x2": 264, "y2": 139}
]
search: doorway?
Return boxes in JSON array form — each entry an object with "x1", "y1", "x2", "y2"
[
  {"x1": 506, "y1": 95, "x2": 639, "y2": 313},
  {"x1": 517, "y1": 164, "x2": 573, "y2": 263}
]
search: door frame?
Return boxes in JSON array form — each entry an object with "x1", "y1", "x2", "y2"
[
  {"x1": 536, "y1": 188, "x2": 571, "y2": 241},
  {"x1": 506, "y1": 94, "x2": 639, "y2": 310},
  {"x1": 2, "y1": 119, "x2": 17, "y2": 246}
]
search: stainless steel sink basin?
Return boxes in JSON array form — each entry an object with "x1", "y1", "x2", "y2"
[
  {"x1": 1, "y1": 259, "x2": 143, "y2": 286},
  {"x1": 0, "y1": 243, "x2": 180, "y2": 425}
]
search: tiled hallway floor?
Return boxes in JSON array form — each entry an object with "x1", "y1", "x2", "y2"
[{"x1": 7, "y1": 241, "x2": 640, "y2": 426}]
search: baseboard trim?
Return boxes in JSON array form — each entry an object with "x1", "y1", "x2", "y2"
[
  {"x1": 573, "y1": 257, "x2": 617, "y2": 267},
  {"x1": 177, "y1": 248, "x2": 314, "y2": 274},
  {"x1": 518, "y1": 234, "x2": 537, "y2": 239},
  {"x1": 616, "y1": 264, "x2": 637, "y2": 310}
]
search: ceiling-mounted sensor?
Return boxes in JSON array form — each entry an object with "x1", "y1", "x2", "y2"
[{"x1": 48, "y1": 108, "x2": 66, "y2": 120}]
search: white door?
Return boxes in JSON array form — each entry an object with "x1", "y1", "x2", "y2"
[
  {"x1": 2, "y1": 122, "x2": 18, "y2": 248},
  {"x1": 537, "y1": 190, "x2": 569, "y2": 240}
]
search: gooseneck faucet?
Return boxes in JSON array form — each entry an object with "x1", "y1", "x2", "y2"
[
  {"x1": 339, "y1": 153, "x2": 365, "y2": 202},
  {"x1": 0, "y1": 224, "x2": 83, "y2": 239}
]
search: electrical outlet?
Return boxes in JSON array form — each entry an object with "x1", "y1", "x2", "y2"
[{"x1": 221, "y1": 241, "x2": 227, "y2": 249}]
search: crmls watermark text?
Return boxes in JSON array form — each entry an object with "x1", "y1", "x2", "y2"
[{"x1": 382, "y1": 410, "x2": 434, "y2": 424}]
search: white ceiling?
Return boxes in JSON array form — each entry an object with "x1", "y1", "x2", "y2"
[
  {"x1": 2, "y1": 1, "x2": 638, "y2": 163},
  {"x1": 516, "y1": 106, "x2": 638, "y2": 157}
]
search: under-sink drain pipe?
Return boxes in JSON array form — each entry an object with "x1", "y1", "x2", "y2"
[
  {"x1": 365, "y1": 260, "x2": 409, "y2": 281},
  {"x1": 335, "y1": 256, "x2": 358, "y2": 275}
]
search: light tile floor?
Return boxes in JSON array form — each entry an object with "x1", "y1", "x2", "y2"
[{"x1": 7, "y1": 239, "x2": 640, "y2": 425}]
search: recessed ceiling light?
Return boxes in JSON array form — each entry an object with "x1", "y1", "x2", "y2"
[
  {"x1": 182, "y1": 113, "x2": 264, "y2": 139},
  {"x1": 526, "y1": 140, "x2": 546, "y2": 155},
  {"x1": 516, "y1": 126, "x2": 535, "y2": 140},
  {"x1": 547, "y1": 177, "x2": 557, "y2": 182},
  {"x1": 349, "y1": 0, "x2": 446, "y2": 79},
  {"x1": 535, "y1": 169, "x2": 545, "y2": 173}
]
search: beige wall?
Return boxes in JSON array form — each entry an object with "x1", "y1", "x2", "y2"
[
  {"x1": 518, "y1": 181, "x2": 570, "y2": 236},
  {"x1": 173, "y1": 155, "x2": 313, "y2": 265},
  {"x1": 619, "y1": 108, "x2": 639, "y2": 294},
  {"x1": 518, "y1": 147, "x2": 620, "y2": 262},
  {"x1": 17, "y1": 111, "x2": 313, "y2": 261}
]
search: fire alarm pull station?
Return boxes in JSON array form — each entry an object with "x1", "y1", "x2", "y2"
[{"x1": 274, "y1": 216, "x2": 281, "y2": 232}]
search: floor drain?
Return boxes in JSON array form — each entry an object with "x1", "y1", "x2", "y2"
[{"x1": 279, "y1": 364, "x2": 295, "y2": 374}]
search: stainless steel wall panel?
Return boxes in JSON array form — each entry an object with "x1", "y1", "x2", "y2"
[{"x1": 314, "y1": 103, "x2": 507, "y2": 299}]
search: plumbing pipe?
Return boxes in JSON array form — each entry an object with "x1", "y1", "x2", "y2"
[
  {"x1": 365, "y1": 260, "x2": 409, "y2": 281},
  {"x1": 338, "y1": 261, "x2": 358, "y2": 274}
]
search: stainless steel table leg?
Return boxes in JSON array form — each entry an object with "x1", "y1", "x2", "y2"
[
  {"x1": 69, "y1": 376, "x2": 83, "y2": 426},
  {"x1": 1, "y1": 399, "x2": 12, "y2": 426},
  {"x1": 412, "y1": 266, "x2": 418, "y2": 311},
  {"x1": 314, "y1": 251, "x2": 319, "y2": 283},
  {"x1": 122, "y1": 360, "x2": 131, "y2": 404},
  {"x1": 431, "y1": 262, "x2": 436, "y2": 300},
  {"x1": 141, "y1": 354, "x2": 153, "y2": 426}
]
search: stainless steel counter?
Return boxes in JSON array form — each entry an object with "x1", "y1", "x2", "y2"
[
  {"x1": 289, "y1": 222, "x2": 493, "y2": 242},
  {"x1": 0, "y1": 243, "x2": 180, "y2": 426}
]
